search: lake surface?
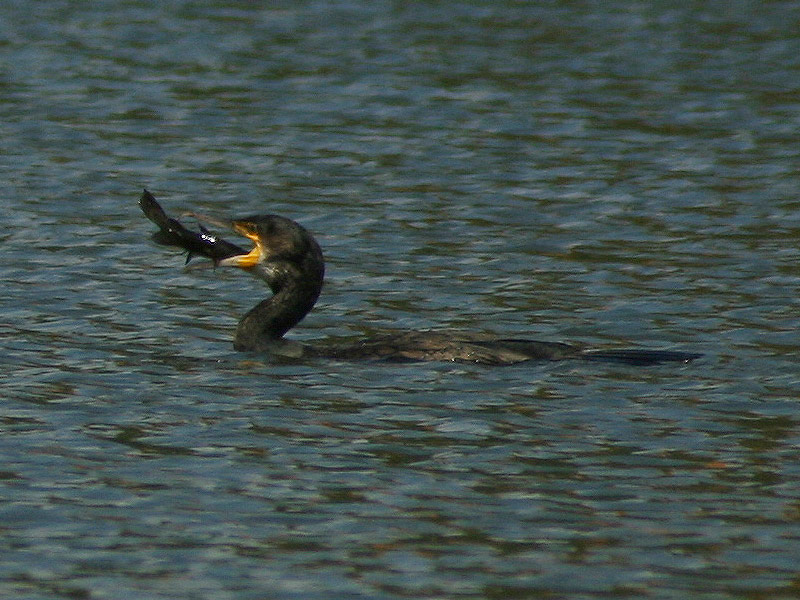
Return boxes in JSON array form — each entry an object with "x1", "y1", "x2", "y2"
[{"x1": 3, "y1": 1, "x2": 800, "y2": 598}]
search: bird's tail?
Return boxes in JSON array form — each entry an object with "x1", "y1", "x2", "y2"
[{"x1": 580, "y1": 349, "x2": 702, "y2": 366}]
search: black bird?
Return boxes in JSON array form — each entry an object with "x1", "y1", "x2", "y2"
[{"x1": 139, "y1": 190, "x2": 700, "y2": 366}]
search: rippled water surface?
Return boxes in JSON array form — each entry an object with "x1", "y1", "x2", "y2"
[{"x1": 3, "y1": 1, "x2": 800, "y2": 598}]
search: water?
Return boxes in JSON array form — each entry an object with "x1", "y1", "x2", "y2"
[{"x1": 2, "y1": 1, "x2": 800, "y2": 598}]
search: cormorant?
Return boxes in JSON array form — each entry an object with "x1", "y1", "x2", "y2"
[{"x1": 139, "y1": 190, "x2": 700, "y2": 366}]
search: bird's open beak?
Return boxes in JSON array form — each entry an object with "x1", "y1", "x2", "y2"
[
  {"x1": 180, "y1": 211, "x2": 265, "y2": 269},
  {"x1": 217, "y1": 222, "x2": 264, "y2": 268}
]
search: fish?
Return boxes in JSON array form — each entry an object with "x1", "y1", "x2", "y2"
[{"x1": 139, "y1": 189, "x2": 247, "y2": 265}]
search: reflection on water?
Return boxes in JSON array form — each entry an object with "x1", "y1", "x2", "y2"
[{"x1": 2, "y1": 0, "x2": 800, "y2": 598}]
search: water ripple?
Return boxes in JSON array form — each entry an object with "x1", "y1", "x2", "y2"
[{"x1": 2, "y1": 1, "x2": 800, "y2": 598}]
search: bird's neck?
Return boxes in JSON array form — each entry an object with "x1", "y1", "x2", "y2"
[{"x1": 233, "y1": 271, "x2": 323, "y2": 352}]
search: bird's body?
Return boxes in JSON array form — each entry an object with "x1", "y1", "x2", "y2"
[{"x1": 140, "y1": 190, "x2": 700, "y2": 366}]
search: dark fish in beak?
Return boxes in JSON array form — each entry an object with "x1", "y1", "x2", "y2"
[{"x1": 139, "y1": 189, "x2": 247, "y2": 265}]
